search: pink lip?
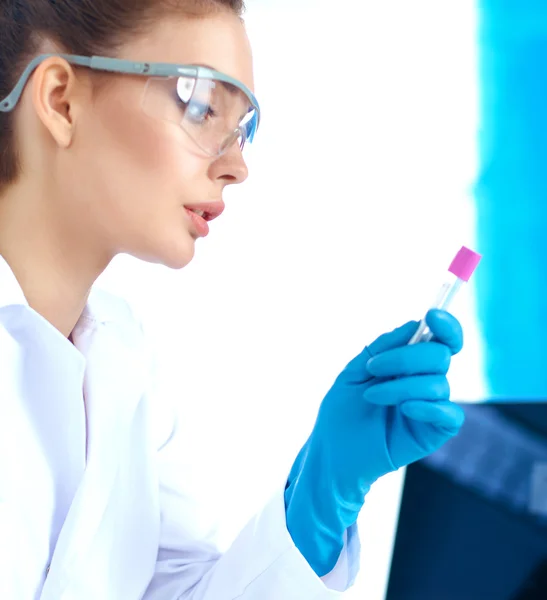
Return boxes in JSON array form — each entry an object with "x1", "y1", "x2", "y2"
[
  {"x1": 183, "y1": 201, "x2": 226, "y2": 222},
  {"x1": 184, "y1": 208, "x2": 210, "y2": 237}
]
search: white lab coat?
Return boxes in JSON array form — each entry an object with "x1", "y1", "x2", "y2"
[{"x1": 0, "y1": 255, "x2": 360, "y2": 600}]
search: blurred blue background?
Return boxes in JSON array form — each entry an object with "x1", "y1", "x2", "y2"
[{"x1": 475, "y1": 0, "x2": 547, "y2": 400}]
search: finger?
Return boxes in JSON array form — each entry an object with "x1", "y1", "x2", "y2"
[
  {"x1": 400, "y1": 399, "x2": 465, "y2": 432},
  {"x1": 425, "y1": 309, "x2": 463, "y2": 355},
  {"x1": 338, "y1": 321, "x2": 420, "y2": 384},
  {"x1": 366, "y1": 342, "x2": 451, "y2": 378},
  {"x1": 366, "y1": 321, "x2": 421, "y2": 357},
  {"x1": 363, "y1": 374, "x2": 450, "y2": 406}
]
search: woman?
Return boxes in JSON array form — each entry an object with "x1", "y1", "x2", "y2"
[{"x1": 0, "y1": 1, "x2": 466, "y2": 598}]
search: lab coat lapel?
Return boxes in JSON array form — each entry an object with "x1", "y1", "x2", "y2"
[{"x1": 41, "y1": 315, "x2": 149, "y2": 599}]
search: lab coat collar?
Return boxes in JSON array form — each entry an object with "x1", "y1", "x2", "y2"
[
  {"x1": 0, "y1": 254, "x2": 152, "y2": 598},
  {"x1": 41, "y1": 316, "x2": 150, "y2": 599}
]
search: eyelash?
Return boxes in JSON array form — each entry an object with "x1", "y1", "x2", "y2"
[
  {"x1": 199, "y1": 106, "x2": 216, "y2": 120},
  {"x1": 176, "y1": 96, "x2": 217, "y2": 122}
]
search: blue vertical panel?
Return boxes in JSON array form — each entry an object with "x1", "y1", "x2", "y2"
[{"x1": 475, "y1": 0, "x2": 547, "y2": 399}]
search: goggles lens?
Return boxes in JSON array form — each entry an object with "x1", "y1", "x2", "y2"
[{"x1": 142, "y1": 75, "x2": 258, "y2": 156}]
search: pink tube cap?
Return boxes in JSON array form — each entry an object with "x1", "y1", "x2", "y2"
[{"x1": 448, "y1": 246, "x2": 482, "y2": 282}]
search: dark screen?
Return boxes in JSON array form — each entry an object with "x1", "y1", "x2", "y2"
[{"x1": 386, "y1": 403, "x2": 547, "y2": 600}]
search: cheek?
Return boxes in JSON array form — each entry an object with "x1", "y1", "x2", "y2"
[
  {"x1": 99, "y1": 95, "x2": 183, "y2": 191},
  {"x1": 81, "y1": 91, "x2": 208, "y2": 243}
]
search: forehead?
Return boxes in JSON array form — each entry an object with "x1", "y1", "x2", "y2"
[{"x1": 121, "y1": 12, "x2": 255, "y2": 94}]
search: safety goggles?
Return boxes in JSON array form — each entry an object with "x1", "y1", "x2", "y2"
[{"x1": 0, "y1": 53, "x2": 261, "y2": 157}]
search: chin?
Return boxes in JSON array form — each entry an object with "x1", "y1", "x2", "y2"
[
  {"x1": 161, "y1": 252, "x2": 195, "y2": 270},
  {"x1": 134, "y1": 235, "x2": 197, "y2": 270}
]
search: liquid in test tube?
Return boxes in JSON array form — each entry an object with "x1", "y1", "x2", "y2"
[{"x1": 408, "y1": 246, "x2": 482, "y2": 345}]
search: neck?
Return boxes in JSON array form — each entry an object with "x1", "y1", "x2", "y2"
[{"x1": 0, "y1": 183, "x2": 113, "y2": 338}]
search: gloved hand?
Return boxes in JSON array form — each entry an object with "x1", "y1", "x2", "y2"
[{"x1": 285, "y1": 309, "x2": 465, "y2": 576}]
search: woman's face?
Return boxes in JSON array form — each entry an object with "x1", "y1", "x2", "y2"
[{"x1": 36, "y1": 11, "x2": 255, "y2": 270}]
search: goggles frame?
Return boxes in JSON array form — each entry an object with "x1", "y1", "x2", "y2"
[{"x1": 0, "y1": 53, "x2": 261, "y2": 155}]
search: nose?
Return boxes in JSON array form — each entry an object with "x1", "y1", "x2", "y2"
[{"x1": 209, "y1": 141, "x2": 249, "y2": 185}]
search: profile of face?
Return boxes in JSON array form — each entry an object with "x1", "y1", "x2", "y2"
[{"x1": 15, "y1": 11, "x2": 254, "y2": 270}]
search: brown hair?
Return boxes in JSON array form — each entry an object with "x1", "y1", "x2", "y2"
[{"x1": 0, "y1": 0, "x2": 245, "y2": 193}]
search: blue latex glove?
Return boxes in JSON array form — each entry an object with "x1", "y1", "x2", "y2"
[{"x1": 285, "y1": 309, "x2": 465, "y2": 576}]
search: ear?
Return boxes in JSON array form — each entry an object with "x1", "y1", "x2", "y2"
[{"x1": 30, "y1": 56, "x2": 88, "y2": 148}]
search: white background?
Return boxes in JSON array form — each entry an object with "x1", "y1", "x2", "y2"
[{"x1": 97, "y1": 2, "x2": 481, "y2": 598}]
